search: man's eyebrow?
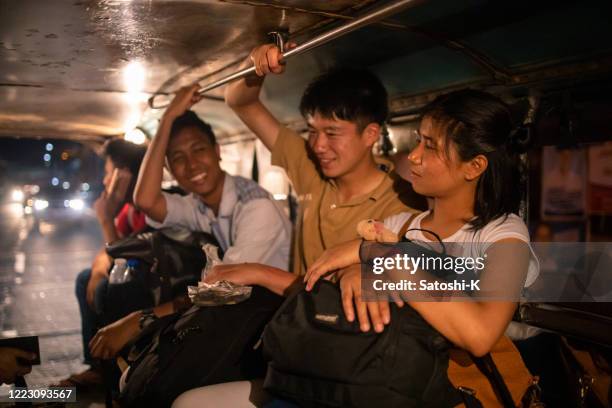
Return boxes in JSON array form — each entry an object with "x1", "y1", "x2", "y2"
[
  {"x1": 306, "y1": 124, "x2": 341, "y2": 132},
  {"x1": 167, "y1": 149, "x2": 184, "y2": 158}
]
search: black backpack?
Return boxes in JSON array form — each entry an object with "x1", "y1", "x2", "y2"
[
  {"x1": 262, "y1": 280, "x2": 479, "y2": 408},
  {"x1": 105, "y1": 228, "x2": 219, "y2": 305},
  {"x1": 120, "y1": 285, "x2": 283, "y2": 408}
]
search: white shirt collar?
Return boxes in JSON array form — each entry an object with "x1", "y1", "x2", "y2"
[{"x1": 195, "y1": 172, "x2": 236, "y2": 219}]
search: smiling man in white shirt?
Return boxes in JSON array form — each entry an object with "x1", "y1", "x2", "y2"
[
  {"x1": 134, "y1": 85, "x2": 291, "y2": 270},
  {"x1": 87, "y1": 85, "x2": 291, "y2": 360}
]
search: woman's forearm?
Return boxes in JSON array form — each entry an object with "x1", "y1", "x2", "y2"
[
  {"x1": 99, "y1": 218, "x2": 119, "y2": 243},
  {"x1": 410, "y1": 300, "x2": 516, "y2": 356}
]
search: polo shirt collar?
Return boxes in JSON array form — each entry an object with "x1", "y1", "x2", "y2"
[
  {"x1": 370, "y1": 156, "x2": 396, "y2": 201},
  {"x1": 328, "y1": 156, "x2": 396, "y2": 204}
]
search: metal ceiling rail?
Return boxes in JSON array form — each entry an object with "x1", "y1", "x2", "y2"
[{"x1": 148, "y1": 0, "x2": 423, "y2": 109}]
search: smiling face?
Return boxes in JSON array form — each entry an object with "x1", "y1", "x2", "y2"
[
  {"x1": 166, "y1": 126, "x2": 224, "y2": 199},
  {"x1": 306, "y1": 111, "x2": 379, "y2": 179},
  {"x1": 406, "y1": 116, "x2": 474, "y2": 198}
]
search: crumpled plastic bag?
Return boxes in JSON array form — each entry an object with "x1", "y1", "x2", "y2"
[{"x1": 187, "y1": 244, "x2": 252, "y2": 306}]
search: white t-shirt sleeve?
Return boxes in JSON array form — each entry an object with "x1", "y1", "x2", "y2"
[
  {"x1": 222, "y1": 199, "x2": 291, "y2": 270},
  {"x1": 383, "y1": 212, "x2": 416, "y2": 235},
  {"x1": 479, "y1": 214, "x2": 530, "y2": 245},
  {"x1": 145, "y1": 192, "x2": 203, "y2": 231},
  {"x1": 480, "y1": 214, "x2": 539, "y2": 287}
]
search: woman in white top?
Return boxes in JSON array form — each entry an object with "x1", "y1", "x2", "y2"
[{"x1": 305, "y1": 89, "x2": 538, "y2": 357}]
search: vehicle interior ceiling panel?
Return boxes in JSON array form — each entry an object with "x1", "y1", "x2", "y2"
[
  {"x1": 372, "y1": 0, "x2": 612, "y2": 113},
  {"x1": 0, "y1": 0, "x2": 376, "y2": 143},
  {"x1": 1, "y1": 0, "x2": 611, "y2": 145}
]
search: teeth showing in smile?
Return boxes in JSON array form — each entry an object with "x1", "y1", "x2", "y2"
[{"x1": 190, "y1": 172, "x2": 207, "y2": 183}]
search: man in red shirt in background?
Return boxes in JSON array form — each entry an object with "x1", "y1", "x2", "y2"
[{"x1": 58, "y1": 139, "x2": 146, "y2": 388}]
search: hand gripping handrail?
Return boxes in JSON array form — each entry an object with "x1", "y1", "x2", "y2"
[{"x1": 148, "y1": 0, "x2": 421, "y2": 109}]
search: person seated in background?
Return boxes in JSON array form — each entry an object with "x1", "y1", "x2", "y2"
[
  {"x1": 86, "y1": 86, "x2": 291, "y2": 360},
  {"x1": 57, "y1": 139, "x2": 146, "y2": 388},
  {"x1": 0, "y1": 347, "x2": 36, "y2": 385}
]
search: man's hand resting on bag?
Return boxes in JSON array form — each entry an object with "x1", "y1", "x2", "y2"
[{"x1": 89, "y1": 312, "x2": 140, "y2": 360}]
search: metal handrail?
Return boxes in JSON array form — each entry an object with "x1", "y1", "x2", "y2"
[{"x1": 148, "y1": 0, "x2": 422, "y2": 109}]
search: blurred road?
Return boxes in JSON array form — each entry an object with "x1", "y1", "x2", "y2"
[{"x1": 0, "y1": 200, "x2": 105, "y2": 406}]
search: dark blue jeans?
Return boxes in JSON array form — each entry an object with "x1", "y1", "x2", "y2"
[
  {"x1": 76, "y1": 268, "x2": 154, "y2": 365},
  {"x1": 75, "y1": 268, "x2": 108, "y2": 366}
]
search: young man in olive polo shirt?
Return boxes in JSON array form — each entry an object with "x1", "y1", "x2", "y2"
[{"x1": 206, "y1": 43, "x2": 425, "y2": 304}]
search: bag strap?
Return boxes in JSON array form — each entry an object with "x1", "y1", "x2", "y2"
[
  {"x1": 152, "y1": 233, "x2": 171, "y2": 304},
  {"x1": 398, "y1": 212, "x2": 419, "y2": 241},
  {"x1": 472, "y1": 353, "x2": 516, "y2": 408},
  {"x1": 458, "y1": 386, "x2": 484, "y2": 408}
]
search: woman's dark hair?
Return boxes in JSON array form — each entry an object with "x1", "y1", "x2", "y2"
[
  {"x1": 421, "y1": 89, "x2": 530, "y2": 230},
  {"x1": 299, "y1": 68, "x2": 388, "y2": 132},
  {"x1": 102, "y1": 139, "x2": 146, "y2": 176},
  {"x1": 169, "y1": 110, "x2": 216, "y2": 145},
  {"x1": 102, "y1": 139, "x2": 146, "y2": 204}
]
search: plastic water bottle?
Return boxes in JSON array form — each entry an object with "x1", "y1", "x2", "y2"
[
  {"x1": 109, "y1": 258, "x2": 127, "y2": 284},
  {"x1": 122, "y1": 259, "x2": 139, "y2": 283}
]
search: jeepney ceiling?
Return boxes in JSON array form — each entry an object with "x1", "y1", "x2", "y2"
[
  {"x1": 0, "y1": 0, "x2": 611, "y2": 143},
  {"x1": 0, "y1": 0, "x2": 363, "y2": 141}
]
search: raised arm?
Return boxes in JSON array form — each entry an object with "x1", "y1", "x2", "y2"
[
  {"x1": 225, "y1": 44, "x2": 292, "y2": 151},
  {"x1": 133, "y1": 85, "x2": 202, "y2": 221},
  {"x1": 94, "y1": 168, "x2": 133, "y2": 243}
]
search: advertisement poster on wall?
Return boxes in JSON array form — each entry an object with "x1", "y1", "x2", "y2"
[
  {"x1": 588, "y1": 141, "x2": 612, "y2": 214},
  {"x1": 541, "y1": 146, "x2": 587, "y2": 219}
]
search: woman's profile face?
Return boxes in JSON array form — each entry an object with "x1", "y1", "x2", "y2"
[
  {"x1": 102, "y1": 158, "x2": 117, "y2": 191},
  {"x1": 406, "y1": 116, "x2": 467, "y2": 198}
]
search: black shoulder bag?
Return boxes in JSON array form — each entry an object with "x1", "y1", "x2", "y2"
[
  {"x1": 105, "y1": 228, "x2": 220, "y2": 305},
  {"x1": 262, "y1": 221, "x2": 518, "y2": 407}
]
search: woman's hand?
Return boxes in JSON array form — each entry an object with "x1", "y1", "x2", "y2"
[
  {"x1": 338, "y1": 265, "x2": 402, "y2": 333},
  {"x1": 94, "y1": 168, "x2": 131, "y2": 223},
  {"x1": 85, "y1": 273, "x2": 105, "y2": 308},
  {"x1": 89, "y1": 312, "x2": 140, "y2": 360},
  {"x1": 304, "y1": 239, "x2": 362, "y2": 291}
]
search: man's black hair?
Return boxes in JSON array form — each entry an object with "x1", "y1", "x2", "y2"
[
  {"x1": 299, "y1": 68, "x2": 388, "y2": 132},
  {"x1": 169, "y1": 110, "x2": 217, "y2": 145},
  {"x1": 102, "y1": 139, "x2": 146, "y2": 176}
]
